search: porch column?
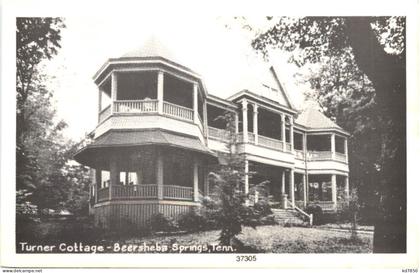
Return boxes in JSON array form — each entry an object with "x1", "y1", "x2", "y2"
[
  {"x1": 302, "y1": 173, "x2": 307, "y2": 207},
  {"x1": 156, "y1": 150, "x2": 164, "y2": 200},
  {"x1": 157, "y1": 71, "x2": 164, "y2": 114},
  {"x1": 289, "y1": 116, "x2": 294, "y2": 151},
  {"x1": 109, "y1": 156, "x2": 119, "y2": 200},
  {"x1": 193, "y1": 158, "x2": 199, "y2": 202},
  {"x1": 98, "y1": 88, "x2": 102, "y2": 121},
  {"x1": 253, "y1": 103, "x2": 259, "y2": 145},
  {"x1": 289, "y1": 169, "x2": 295, "y2": 207},
  {"x1": 281, "y1": 170, "x2": 287, "y2": 209},
  {"x1": 193, "y1": 83, "x2": 199, "y2": 124},
  {"x1": 91, "y1": 169, "x2": 98, "y2": 204},
  {"x1": 244, "y1": 159, "x2": 249, "y2": 194},
  {"x1": 331, "y1": 133, "x2": 336, "y2": 159},
  {"x1": 235, "y1": 112, "x2": 239, "y2": 134},
  {"x1": 111, "y1": 72, "x2": 118, "y2": 114},
  {"x1": 203, "y1": 100, "x2": 208, "y2": 139},
  {"x1": 344, "y1": 137, "x2": 348, "y2": 163},
  {"x1": 331, "y1": 174, "x2": 337, "y2": 208},
  {"x1": 281, "y1": 114, "x2": 286, "y2": 152},
  {"x1": 242, "y1": 100, "x2": 248, "y2": 143},
  {"x1": 344, "y1": 175, "x2": 350, "y2": 202}
]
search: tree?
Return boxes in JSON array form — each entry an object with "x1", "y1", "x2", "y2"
[
  {"x1": 15, "y1": 18, "x2": 90, "y2": 215},
  {"x1": 16, "y1": 17, "x2": 65, "y2": 190},
  {"x1": 206, "y1": 112, "x2": 262, "y2": 246},
  {"x1": 250, "y1": 17, "x2": 406, "y2": 253}
]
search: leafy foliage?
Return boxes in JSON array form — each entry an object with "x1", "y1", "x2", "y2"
[
  {"x1": 249, "y1": 16, "x2": 406, "y2": 252},
  {"x1": 15, "y1": 18, "x2": 91, "y2": 216},
  {"x1": 204, "y1": 112, "x2": 272, "y2": 245}
]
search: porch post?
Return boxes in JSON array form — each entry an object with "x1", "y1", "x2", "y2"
[
  {"x1": 289, "y1": 116, "x2": 294, "y2": 151},
  {"x1": 331, "y1": 174, "x2": 337, "y2": 208},
  {"x1": 193, "y1": 158, "x2": 199, "y2": 202},
  {"x1": 193, "y1": 83, "x2": 199, "y2": 124},
  {"x1": 244, "y1": 159, "x2": 249, "y2": 194},
  {"x1": 111, "y1": 72, "x2": 118, "y2": 114},
  {"x1": 91, "y1": 169, "x2": 98, "y2": 204},
  {"x1": 281, "y1": 114, "x2": 286, "y2": 152},
  {"x1": 281, "y1": 170, "x2": 287, "y2": 209},
  {"x1": 235, "y1": 112, "x2": 239, "y2": 134},
  {"x1": 109, "y1": 156, "x2": 119, "y2": 200},
  {"x1": 302, "y1": 173, "x2": 307, "y2": 207},
  {"x1": 344, "y1": 137, "x2": 348, "y2": 163},
  {"x1": 344, "y1": 175, "x2": 350, "y2": 202},
  {"x1": 253, "y1": 103, "x2": 259, "y2": 145},
  {"x1": 289, "y1": 169, "x2": 295, "y2": 207},
  {"x1": 203, "y1": 100, "x2": 208, "y2": 139},
  {"x1": 156, "y1": 150, "x2": 164, "y2": 200},
  {"x1": 157, "y1": 71, "x2": 164, "y2": 114},
  {"x1": 242, "y1": 100, "x2": 248, "y2": 143},
  {"x1": 97, "y1": 88, "x2": 102, "y2": 121},
  {"x1": 331, "y1": 133, "x2": 336, "y2": 159},
  {"x1": 281, "y1": 170, "x2": 285, "y2": 194}
]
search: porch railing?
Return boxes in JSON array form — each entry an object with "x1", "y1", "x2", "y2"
[
  {"x1": 98, "y1": 105, "x2": 111, "y2": 123},
  {"x1": 335, "y1": 152, "x2": 347, "y2": 163},
  {"x1": 307, "y1": 201, "x2": 336, "y2": 211},
  {"x1": 113, "y1": 99, "x2": 158, "y2": 113},
  {"x1": 295, "y1": 149, "x2": 305, "y2": 159},
  {"x1": 258, "y1": 135, "x2": 283, "y2": 150},
  {"x1": 307, "y1": 151, "x2": 333, "y2": 160},
  {"x1": 97, "y1": 188, "x2": 109, "y2": 202},
  {"x1": 112, "y1": 184, "x2": 158, "y2": 199},
  {"x1": 208, "y1": 126, "x2": 229, "y2": 140},
  {"x1": 163, "y1": 185, "x2": 193, "y2": 200},
  {"x1": 285, "y1": 143, "x2": 292, "y2": 152},
  {"x1": 163, "y1": 101, "x2": 194, "y2": 121},
  {"x1": 287, "y1": 199, "x2": 313, "y2": 226}
]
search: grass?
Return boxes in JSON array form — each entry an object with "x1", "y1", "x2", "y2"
[
  {"x1": 17, "y1": 217, "x2": 373, "y2": 253},
  {"x1": 122, "y1": 225, "x2": 372, "y2": 253}
]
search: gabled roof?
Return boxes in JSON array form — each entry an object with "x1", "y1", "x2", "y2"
[
  {"x1": 295, "y1": 108, "x2": 343, "y2": 130},
  {"x1": 227, "y1": 66, "x2": 296, "y2": 112}
]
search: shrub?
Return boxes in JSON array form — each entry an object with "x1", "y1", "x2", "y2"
[
  {"x1": 305, "y1": 205, "x2": 324, "y2": 225},
  {"x1": 252, "y1": 200, "x2": 273, "y2": 217},
  {"x1": 177, "y1": 209, "x2": 208, "y2": 232},
  {"x1": 147, "y1": 213, "x2": 177, "y2": 233}
]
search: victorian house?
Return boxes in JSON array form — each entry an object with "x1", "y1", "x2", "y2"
[{"x1": 74, "y1": 39, "x2": 350, "y2": 228}]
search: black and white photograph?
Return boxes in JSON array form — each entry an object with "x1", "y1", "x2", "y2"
[{"x1": 1, "y1": 0, "x2": 419, "y2": 270}]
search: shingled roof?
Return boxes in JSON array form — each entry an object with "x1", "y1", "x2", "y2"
[
  {"x1": 74, "y1": 129, "x2": 215, "y2": 167},
  {"x1": 295, "y1": 108, "x2": 342, "y2": 130}
]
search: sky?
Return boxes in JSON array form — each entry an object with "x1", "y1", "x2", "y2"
[{"x1": 42, "y1": 16, "x2": 309, "y2": 141}]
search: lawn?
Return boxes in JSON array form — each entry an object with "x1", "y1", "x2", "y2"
[
  {"x1": 123, "y1": 225, "x2": 373, "y2": 253},
  {"x1": 17, "y1": 217, "x2": 373, "y2": 253}
]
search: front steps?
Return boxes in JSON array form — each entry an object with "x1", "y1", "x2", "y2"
[{"x1": 271, "y1": 208, "x2": 306, "y2": 225}]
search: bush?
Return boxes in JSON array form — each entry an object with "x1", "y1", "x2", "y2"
[
  {"x1": 177, "y1": 209, "x2": 208, "y2": 232},
  {"x1": 147, "y1": 213, "x2": 177, "y2": 233},
  {"x1": 252, "y1": 200, "x2": 273, "y2": 217},
  {"x1": 305, "y1": 205, "x2": 324, "y2": 225}
]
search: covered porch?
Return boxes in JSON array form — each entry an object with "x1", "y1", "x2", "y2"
[
  {"x1": 97, "y1": 70, "x2": 205, "y2": 129},
  {"x1": 246, "y1": 161, "x2": 349, "y2": 211},
  {"x1": 91, "y1": 146, "x2": 209, "y2": 203}
]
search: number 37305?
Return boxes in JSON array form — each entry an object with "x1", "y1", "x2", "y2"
[{"x1": 235, "y1": 255, "x2": 257, "y2": 262}]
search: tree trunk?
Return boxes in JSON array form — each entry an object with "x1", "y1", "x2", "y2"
[{"x1": 345, "y1": 17, "x2": 406, "y2": 253}]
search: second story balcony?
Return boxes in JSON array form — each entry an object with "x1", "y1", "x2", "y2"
[{"x1": 95, "y1": 68, "x2": 206, "y2": 139}]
